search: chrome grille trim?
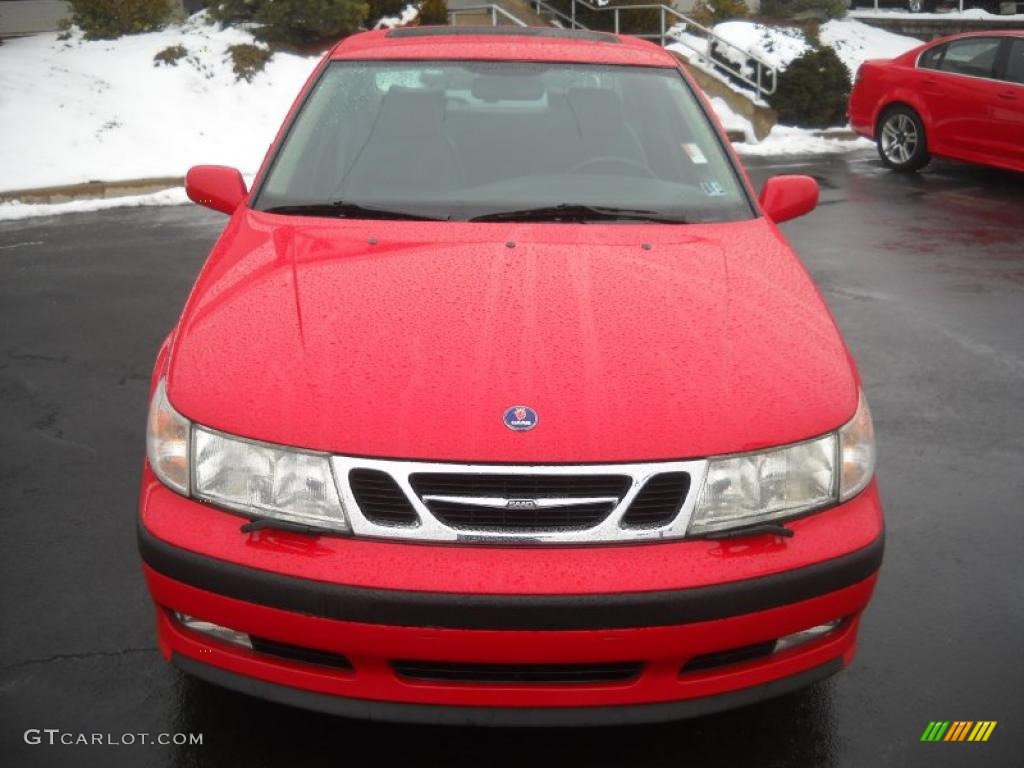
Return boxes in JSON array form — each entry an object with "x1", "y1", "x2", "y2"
[{"x1": 331, "y1": 456, "x2": 708, "y2": 544}]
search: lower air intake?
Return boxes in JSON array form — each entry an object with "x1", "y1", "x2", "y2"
[{"x1": 392, "y1": 660, "x2": 643, "y2": 685}]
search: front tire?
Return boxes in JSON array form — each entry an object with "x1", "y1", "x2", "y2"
[{"x1": 877, "y1": 106, "x2": 931, "y2": 172}]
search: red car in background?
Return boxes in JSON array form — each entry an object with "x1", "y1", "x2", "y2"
[
  {"x1": 140, "y1": 27, "x2": 883, "y2": 725},
  {"x1": 850, "y1": 31, "x2": 1024, "y2": 173}
]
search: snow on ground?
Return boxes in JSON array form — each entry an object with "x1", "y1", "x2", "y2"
[
  {"x1": 820, "y1": 18, "x2": 922, "y2": 78},
  {"x1": 712, "y1": 21, "x2": 810, "y2": 71},
  {"x1": 734, "y1": 127, "x2": 873, "y2": 156},
  {"x1": 0, "y1": 13, "x2": 318, "y2": 191}
]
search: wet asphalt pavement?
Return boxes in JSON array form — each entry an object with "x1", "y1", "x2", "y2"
[{"x1": 1, "y1": 149, "x2": 1022, "y2": 768}]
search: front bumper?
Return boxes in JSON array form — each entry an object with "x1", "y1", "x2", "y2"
[{"x1": 139, "y1": 469, "x2": 884, "y2": 724}]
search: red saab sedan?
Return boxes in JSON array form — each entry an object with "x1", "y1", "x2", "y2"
[
  {"x1": 140, "y1": 26, "x2": 883, "y2": 725},
  {"x1": 850, "y1": 31, "x2": 1024, "y2": 173}
]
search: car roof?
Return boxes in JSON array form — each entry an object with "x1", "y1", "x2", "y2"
[
  {"x1": 925, "y1": 29, "x2": 1024, "y2": 46},
  {"x1": 331, "y1": 26, "x2": 679, "y2": 68}
]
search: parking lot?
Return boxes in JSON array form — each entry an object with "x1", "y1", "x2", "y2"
[{"x1": 1, "y1": 149, "x2": 1022, "y2": 767}]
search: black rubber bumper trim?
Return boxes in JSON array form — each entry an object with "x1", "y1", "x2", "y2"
[
  {"x1": 139, "y1": 525, "x2": 883, "y2": 631},
  {"x1": 174, "y1": 653, "x2": 844, "y2": 726}
]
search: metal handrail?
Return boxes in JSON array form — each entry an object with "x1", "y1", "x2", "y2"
[
  {"x1": 529, "y1": 0, "x2": 579, "y2": 28},
  {"x1": 445, "y1": 0, "x2": 777, "y2": 99},
  {"x1": 447, "y1": 4, "x2": 529, "y2": 26},
  {"x1": 528, "y1": 0, "x2": 777, "y2": 97}
]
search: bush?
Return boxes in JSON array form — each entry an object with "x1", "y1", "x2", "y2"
[
  {"x1": 367, "y1": 0, "x2": 410, "y2": 24},
  {"x1": 768, "y1": 46, "x2": 850, "y2": 128},
  {"x1": 154, "y1": 43, "x2": 188, "y2": 66},
  {"x1": 228, "y1": 42, "x2": 272, "y2": 81},
  {"x1": 205, "y1": 0, "x2": 254, "y2": 25},
  {"x1": 759, "y1": 0, "x2": 847, "y2": 21},
  {"x1": 68, "y1": 0, "x2": 173, "y2": 40},
  {"x1": 259, "y1": 0, "x2": 367, "y2": 43},
  {"x1": 209, "y1": 0, "x2": 368, "y2": 45},
  {"x1": 417, "y1": 0, "x2": 447, "y2": 24},
  {"x1": 690, "y1": 0, "x2": 749, "y2": 26}
]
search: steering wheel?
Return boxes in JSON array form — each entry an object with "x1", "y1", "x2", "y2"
[{"x1": 569, "y1": 156, "x2": 656, "y2": 178}]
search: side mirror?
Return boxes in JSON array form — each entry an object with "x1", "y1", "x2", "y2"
[
  {"x1": 758, "y1": 175, "x2": 819, "y2": 224},
  {"x1": 185, "y1": 165, "x2": 247, "y2": 215}
]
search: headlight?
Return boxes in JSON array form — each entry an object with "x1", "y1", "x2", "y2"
[
  {"x1": 146, "y1": 378, "x2": 191, "y2": 494},
  {"x1": 192, "y1": 426, "x2": 349, "y2": 532},
  {"x1": 688, "y1": 391, "x2": 876, "y2": 535},
  {"x1": 839, "y1": 390, "x2": 875, "y2": 502}
]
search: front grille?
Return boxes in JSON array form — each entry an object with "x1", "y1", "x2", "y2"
[
  {"x1": 333, "y1": 456, "x2": 707, "y2": 544},
  {"x1": 426, "y1": 500, "x2": 615, "y2": 531},
  {"x1": 410, "y1": 473, "x2": 632, "y2": 498},
  {"x1": 349, "y1": 468, "x2": 419, "y2": 526},
  {"x1": 392, "y1": 660, "x2": 643, "y2": 685},
  {"x1": 410, "y1": 472, "x2": 631, "y2": 532},
  {"x1": 621, "y1": 472, "x2": 691, "y2": 528}
]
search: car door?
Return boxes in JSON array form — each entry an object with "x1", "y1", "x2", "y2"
[
  {"x1": 919, "y1": 37, "x2": 1005, "y2": 160},
  {"x1": 992, "y1": 37, "x2": 1024, "y2": 166}
]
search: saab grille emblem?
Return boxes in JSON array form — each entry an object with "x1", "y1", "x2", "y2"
[
  {"x1": 506, "y1": 498, "x2": 538, "y2": 509},
  {"x1": 503, "y1": 405, "x2": 538, "y2": 431}
]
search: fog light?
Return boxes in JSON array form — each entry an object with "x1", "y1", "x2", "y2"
[
  {"x1": 174, "y1": 612, "x2": 252, "y2": 649},
  {"x1": 774, "y1": 619, "x2": 844, "y2": 654}
]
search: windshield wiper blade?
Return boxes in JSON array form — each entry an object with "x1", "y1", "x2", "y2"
[
  {"x1": 239, "y1": 516, "x2": 337, "y2": 536},
  {"x1": 263, "y1": 201, "x2": 443, "y2": 221},
  {"x1": 470, "y1": 204, "x2": 685, "y2": 224}
]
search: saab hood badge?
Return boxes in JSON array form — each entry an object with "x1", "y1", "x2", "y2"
[{"x1": 503, "y1": 405, "x2": 538, "y2": 432}]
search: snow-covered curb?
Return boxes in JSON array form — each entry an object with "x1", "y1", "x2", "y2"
[
  {"x1": 734, "y1": 127, "x2": 873, "y2": 156},
  {"x1": 0, "y1": 186, "x2": 188, "y2": 221},
  {"x1": 850, "y1": 7, "x2": 1024, "y2": 20}
]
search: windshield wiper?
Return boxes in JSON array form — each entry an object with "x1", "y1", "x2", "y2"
[
  {"x1": 470, "y1": 204, "x2": 686, "y2": 224},
  {"x1": 263, "y1": 201, "x2": 444, "y2": 221},
  {"x1": 700, "y1": 523, "x2": 795, "y2": 540},
  {"x1": 239, "y1": 516, "x2": 337, "y2": 536}
]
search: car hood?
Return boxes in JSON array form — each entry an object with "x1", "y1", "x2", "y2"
[{"x1": 167, "y1": 211, "x2": 858, "y2": 462}]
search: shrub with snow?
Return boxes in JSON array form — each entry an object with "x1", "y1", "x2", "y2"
[
  {"x1": 69, "y1": 0, "x2": 173, "y2": 40},
  {"x1": 367, "y1": 0, "x2": 412, "y2": 25},
  {"x1": 768, "y1": 46, "x2": 851, "y2": 128},
  {"x1": 228, "y1": 43, "x2": 273, "y2": 81},
  {"x1": 208, "y1": 0, "x2": 369, "y2": 45},
  {"x1": 154, "y1": 43, "x2": 188, "y2": 66}
]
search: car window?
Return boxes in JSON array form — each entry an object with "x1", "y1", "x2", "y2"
[
  {"x1": 937, "y1": 38, "x2": 1001, "y2": 79},
  {"x1": 918, "y1": 44, "x2": 945, "y2": 70},
  {"x1": 254, "y1": 61, "x2": 753, "y2": 224},
  {"x1": 1004, "y1": 39, "x2": 1024, "y2": 85}
]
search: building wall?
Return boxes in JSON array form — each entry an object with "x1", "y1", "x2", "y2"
[
  {"x1": 0, "y1": 1, "x2": 203, "y2": 38},
  {"x1": 0, "y1": 1, "x2": 71, "y2": 36}
]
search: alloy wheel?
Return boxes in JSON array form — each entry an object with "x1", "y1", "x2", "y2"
[{"x1": 880, "y1": 113, "x2": 919, "y2": 166}]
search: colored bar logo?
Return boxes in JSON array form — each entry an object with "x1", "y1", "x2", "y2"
[{"x1": 921, "y1": 721, "x2": 997, "y2": 742}]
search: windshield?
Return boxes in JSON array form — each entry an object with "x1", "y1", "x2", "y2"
[{"x1": 254, "y1": 60, "x2": 754, "y2": 223}]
